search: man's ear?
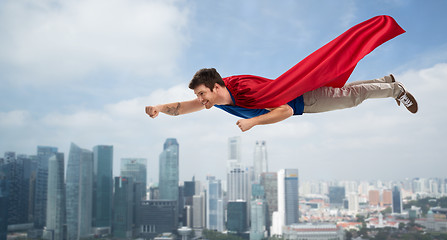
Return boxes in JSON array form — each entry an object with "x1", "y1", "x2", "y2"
[{"x1": 214, "y1": 83, "x2": 221, "y2": 91}]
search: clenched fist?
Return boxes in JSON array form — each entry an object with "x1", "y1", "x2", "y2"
[{"x1": 145, "y1": 106, "x2": 160, "y2": 118}]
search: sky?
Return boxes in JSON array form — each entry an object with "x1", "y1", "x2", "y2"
[{"x1": 1, "y1": 0, "x2": 447, "y2": 183}]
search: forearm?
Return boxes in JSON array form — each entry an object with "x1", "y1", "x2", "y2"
[
  {"x1": 236, "y1": 104, "x2": 293, "y2": 132},
  {"x1": 157, "y1": 99, "x2": 204, "y2": 116},
  {"x1": 252, "y1": 105, "x2": 293, "y2": 125}
]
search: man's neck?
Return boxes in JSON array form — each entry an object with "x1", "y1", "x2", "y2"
[{"x1": 220, "y1": 87, "x2": 234, "y2": 105}]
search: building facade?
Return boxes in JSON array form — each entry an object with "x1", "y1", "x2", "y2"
[
  {"x1": 93, "y1": 145, "x2": 113, "y2": 229},
  {"x1": 159, "y1": 138, "x2": 179, "y2": 201},
  {"x1": 44, "y1": 153, "x2": 66, "y2": 240}
]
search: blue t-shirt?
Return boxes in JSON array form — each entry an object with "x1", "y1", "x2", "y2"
[{"x1": 215, "y1": 89, "x2": 304, "y2": 119}]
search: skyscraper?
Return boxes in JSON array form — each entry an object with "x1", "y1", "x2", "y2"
[
  {"x1": 329, "y1": 186, "x2": 346, "y2": 208},
  {"x1": 227, "y1": 200, "x2": 248, "y2": 233},
  {"x1": 93, "y1": 145, "x2": 113, "y2": 229},
  {"x1": 44, "y1": 153, "x2": 66, "y2": 240},
  {"x1": 228, "y1": 136, "x2": 241, "y2": 162},
  {"x1": 260, "y1": 172, "x2": 278, "y2": 234},
  {"x1": 227, "y1": 167, "x2": 249, "y2": 201},
  {"x1": 159, "y1": 138, "x2": 179, "y2": 201},
  {"x1": 137, "y1": 200, "x2": 178, "y2": 239},
  {"x1": 35, "y1": 146, "x2": 58, "y2": 228},
  {"x1": 253, "y1": 141, "x2": 268, "y2": 183},
  {"x1": 120, "y1": 158, "x2": 147, "y2": 197},
  {"x1": 272, "y1": 169, "x2": 299, "y2": 236},
  {"x1": 66, "y1": 143, "x2": 93, "y2": 240},
  {"x1": 250, "y1": 199, "x2": 267, "y2": 240},
  {"x1": 192, "y1": 193, "x2": 205, "y2": 229},
  {"x1": 112, "y1": 176, "x2": 134, "y2": 238},
  {"x1": 392, "y1": 186, "x2": 402, "y2": 213},
  {"x1": 206, "y1": 176, "x2": 224, "y2": 232}
]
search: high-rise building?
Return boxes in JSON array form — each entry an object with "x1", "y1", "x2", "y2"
[
  {"x1": 250, "y1": 198, "x2": 267, "y2": 240},
  {"x1": 253, "y1": 141, "x2": 268, "y2": 183},
  {"x1": 137, "y1": 200, "x2": 178, "y2": 239},
  {"x1": 228, "y1": 136, "x2": 241, "y2": 162},
  {"x1": 227, "y1": 167, "x2": 249, "y2": 201},
  {"x1": 66, "y1": 143, "x2": 93, "y2": 240},
  {"x1": 2, "y1": 152, "x2": 26, "y2": 225},
  {"x1": 112, "y1": 176, "x2": 134, "y2": 239},
  {"x1": 392, "y1": 186, "x2": 402, "y2": 213},
  {"x1": 192, "y1": 193, "x2": 205, "y2": 229},
  {"x1": 348, "y1": 192, "x2": 359, "y2": 214},
  {"x1": 43, "y1": 153, "x2": 66, "y2": 240},
  {"x1": 260, "y1": 172, "x2": 278, "y2": 234},
  {"x1": 121, "y1": 158, "x2": 147, "y2": 197},
  {"x1": 227, "y1": 200, "x2": 247, "y2": 233},
  {"x1": 0, "y1": 157, "x2": 9, "y2": 240},
  {"x1": 206, "y1": 176, "x2": 224, "y2": 232},
  {"x1": 382, "y1": 190, "x2": 392, "y2": 207},
  {"x1": 368, "y1": 189, "x2": 380, "y2": 207},
  {"x1": 35, "y1": 146, "x2": 58, "y2": 228},
  {"x1": 93, "y1": 145, "x2": 113, "y2": 229},
  {"x1": 272, "y1": 169, "x2": 299, "y2": 236},
  {"x1": 329, "y1": 186, "x2": 346, "y2": 208},
  {"x1": 159, "y1": 138, "x2": 179, "y2": 201}
]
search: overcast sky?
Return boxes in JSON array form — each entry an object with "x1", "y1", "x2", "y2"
[{"x1": 1, "y1": 0, "x2": 446, "y2": 183}]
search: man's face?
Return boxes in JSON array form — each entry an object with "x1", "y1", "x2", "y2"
[{"x1": 194, "y1": 84, "x2": 217, "y2": 109}]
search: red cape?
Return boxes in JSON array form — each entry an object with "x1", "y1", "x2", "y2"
[{"x1": 223, "y1": 15, "x2": 405, "y2": 109}]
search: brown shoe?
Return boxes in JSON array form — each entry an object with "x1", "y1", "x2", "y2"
[{"x1": 396, "y1": 83, "x2": 418, "y2": 114}]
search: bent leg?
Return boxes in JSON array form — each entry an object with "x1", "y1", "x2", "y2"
[{"x1": 303, "y1": 82, "x2": 402, "y2": 113}]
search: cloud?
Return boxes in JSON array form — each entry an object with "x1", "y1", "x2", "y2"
[
  {"x1": 0, "y1": 0, "x2": 190, "y2": 86},
  {"x1": 1, "y1": 62, "x2": 446, "y2": 181}
]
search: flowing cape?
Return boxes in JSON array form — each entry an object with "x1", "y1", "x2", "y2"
[{"x1": 223, "y1": 15, "x2": 405, "y2": 109}]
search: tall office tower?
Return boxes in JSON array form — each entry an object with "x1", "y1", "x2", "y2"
[
  {"x1": 253, "y1": 141, "x2": 268, "y2": 183},
  {"x1": 137, "y1": 200, "x2": 178, "y2": 239},
  {"x1": 382, "y1": 190, "x2": 392, "y2": 207},
  {"x1": 35, "y1": 146, "x2": 58, "y2": 228},
  {"x1": 228, "y1": 136, "x2": 241, "y2": 162},
  {"x1": 260, "y1": 172, "x2": 278, "y2": 234},
  {"x1": 192, "y1": 193, "x2": 205, "y2": 229},
  {"x1": 348, "y1": 193, "x2": 359, "y2": 214},
  {"x1": 66, "y1": 143, "x2": 93, "y2": 240},
  {"x1": 227, "y1": 200, "x2": 248, "y2": 233},
  {"x1": 227, "y1": 167, "x2": 249, "y2": 201},
  {"x1": 2, "y1": 152, "x2": 29, "y2": 225},
  {"x1": 92, "y1": 145, "x2": 113, "y2": 229},
  {"x1": 250, "y1": 198, "x2": 267, "y2": 240},
  {"x1": 206, "y1": 176, "x2": 224, "y2": 231},
  {"x1": 368, "y1": 189, "x2": 380, "y2": 207},
  {"x1": 0, "y1": 167, "x2": 7, "y2": 240},
  {"x1": 280, "y1": 169, "x2": 299, "y2": 225},
  {"x1": 159, "y1": 138, "x2": 179, "y2": 201},
  {"x1": 328, "y1": 186, "x2": 346, "y2": 208},
  {"x1": 44, "y1": 153, "x2": 66, "y2": 240},
  {"x1": 392, "y1": 186, "x2": 402, "y2": 213},
  {"x1": 112, "y1": 177, "x2": 134, "y2": 239},
  {"x1": 121, "y1": 158, "x2": 147, "y2": 197}
]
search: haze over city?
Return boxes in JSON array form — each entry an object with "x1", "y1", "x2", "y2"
[{"x1": 1, "y1": 0, "x2": 447, "y2": 182}]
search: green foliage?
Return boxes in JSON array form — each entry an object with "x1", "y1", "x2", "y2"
[{"x1": 202, "y1": 229, "x2": 245, "y2": 240}]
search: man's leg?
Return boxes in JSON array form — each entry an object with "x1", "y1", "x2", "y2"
[
  {"x1": 303, "y1": 75, "x2": 418, "y2": 113},
  {"x1": 344, "y1": 75, "x2": 394, "y2": 87}
]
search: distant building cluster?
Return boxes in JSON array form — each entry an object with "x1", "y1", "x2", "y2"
[{"x1": 1, "y1": 137, "x2": 447, "y2": 240}]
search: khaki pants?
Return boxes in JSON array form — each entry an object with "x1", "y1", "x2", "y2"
[{"x1": 303, "y1": 75, "x2": 402, "y2": 113}]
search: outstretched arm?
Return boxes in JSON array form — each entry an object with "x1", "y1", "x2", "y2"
[
  {"x1": 145, "y1": 99, "x2": 205, "y2": 118},
  {"x1": 236, "y1": 104, "x2": 293, "y2": 132}
]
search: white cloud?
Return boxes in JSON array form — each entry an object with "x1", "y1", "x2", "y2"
[
  {"x1": 1, "y1": 62, "x2": 446, "y2": 181},
  {"x1": 0, "y1": 0, "x2": 189, "y2": 85}
]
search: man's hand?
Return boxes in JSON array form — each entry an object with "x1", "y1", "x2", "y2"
[
  {"x1": 236, "y1": 119, "x2": 256, "y2": 132},
  {"x1": 145, "y1": 106, "x2": 160, "y2": 118}
]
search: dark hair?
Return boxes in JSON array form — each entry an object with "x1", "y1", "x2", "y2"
[{"x1": 188, "y1": 68, "x2": 225, "y2": 91}]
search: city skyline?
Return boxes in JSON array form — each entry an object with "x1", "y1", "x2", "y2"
[{"x1": 1, "y1": 1, "x2": 447, "y2": 183}]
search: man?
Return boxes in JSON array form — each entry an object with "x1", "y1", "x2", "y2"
[{"x1": 145, "y1": 15, "x2": 418, "y2": 132}]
